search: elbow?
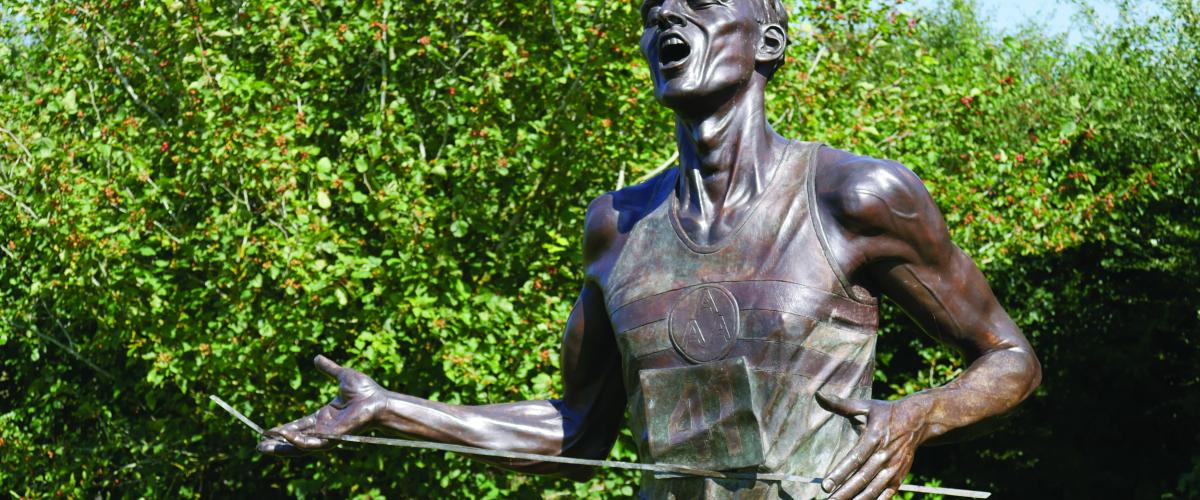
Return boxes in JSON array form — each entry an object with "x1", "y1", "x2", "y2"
[
  {"x1": 557, "y1": 464, "x2": 601, "y2": 482},
  {"x1": 974, "y1": 344, "x2": 1041, "y2": 409},
  {"x1": 996, "y1": 345, "x2": 1040, "y2": 404},
  {"x1": 504, "y1": 460, "x2": 599, "y2": 481},
  {"x1": 552, "y1": 432, "x2": 623, "y2": 481},
  {"x1": 505, "y1": 416, "x2": 619, "y2": 480},
  {"x1": 1021, "y1": 347, "x2": 1042, "y2": 401},
  {"x1": 524, "y1": 388, "x2": 624, "y2": 480}
]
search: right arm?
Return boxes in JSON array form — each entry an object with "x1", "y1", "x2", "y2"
[
  {"x1": 258, "y1": 196, "x2": 627, "y2": 480},
  {"x1": 378, "y1": 280, "x2": 625, "y2": 478}
]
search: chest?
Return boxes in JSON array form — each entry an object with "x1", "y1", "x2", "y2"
[
  {"x1": 601, "y1": 181, "x2": 837, "y2": 313},
  {"x1": 600, "y1": 183, "x2": 877, "y2": 372}
]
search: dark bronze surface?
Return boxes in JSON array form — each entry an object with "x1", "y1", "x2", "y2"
[
  {"x1": 258, "y1": 0, "x2": 1041, "y2": 498},
  {"x1": 667, "y1": 284, "x2": 740, "y2": 363}
]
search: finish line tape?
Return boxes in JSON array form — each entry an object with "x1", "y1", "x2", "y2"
[{"x1": 209, "y1": 394, "x2": 990, "y2": 499}]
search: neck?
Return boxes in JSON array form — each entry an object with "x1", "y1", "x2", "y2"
[{"x1": 672, "y1": 79, "x2": 786, "y2": 218}]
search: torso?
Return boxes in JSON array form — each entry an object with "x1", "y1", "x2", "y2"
[{"x1": 589, "y1": 141, "x2": 880, "y2": 499}]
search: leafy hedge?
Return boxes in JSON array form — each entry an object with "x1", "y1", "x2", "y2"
[{"x1": 1, "y1": 0, "x2": 1196, "y2": 498}]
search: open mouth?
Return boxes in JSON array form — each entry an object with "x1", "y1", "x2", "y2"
[{"x1": 658, "y1": 33, "x2": 691, "y2": 70}]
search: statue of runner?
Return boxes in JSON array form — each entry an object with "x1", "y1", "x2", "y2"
[{"x1": 258, "y1": 1, "x2": 1041, "y2": 498}]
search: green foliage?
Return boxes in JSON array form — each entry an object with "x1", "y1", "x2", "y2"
[{"x1": 0, "y1": 0, "x2": 1196, "y2": 498}]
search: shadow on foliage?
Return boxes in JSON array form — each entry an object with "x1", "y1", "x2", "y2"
[{"x1": 877, "y1": 240, "x2": 1200, "y2": 499}]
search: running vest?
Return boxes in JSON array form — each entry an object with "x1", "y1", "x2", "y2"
[{"x1": 601, "y1": 141, "x2": 879, "y2": 499}]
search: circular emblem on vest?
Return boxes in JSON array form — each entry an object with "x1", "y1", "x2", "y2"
[{"x1": 668, "y1": 284, "x2": 740, "y2": 363}]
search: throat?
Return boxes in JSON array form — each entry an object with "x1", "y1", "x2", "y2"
[
  {"x1": 672, "y1": 141, "x2": 791, "y2": 250},
  {"x1": 667, "y1": 76, "x2": 789, "y2": 249}
]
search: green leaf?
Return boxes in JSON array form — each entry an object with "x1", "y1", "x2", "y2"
[{"x1": 60, "y1": 89, "x2": 76, "y2": 114}]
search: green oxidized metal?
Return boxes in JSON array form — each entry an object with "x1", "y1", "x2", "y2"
[
  {"x1": 640, "y1": 357, "x2": 764, "y2": 471},
  {"x1": 602, "y1": 142, "x2": 881, "y2": 499}
]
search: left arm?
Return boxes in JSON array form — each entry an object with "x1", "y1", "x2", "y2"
[{"x1": 813, "y1": 154, "x2": 1041, "y2": 499}]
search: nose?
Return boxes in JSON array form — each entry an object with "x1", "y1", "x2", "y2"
[{"x1": 650, "y1": 0, "x2": 685, "y2": 29}]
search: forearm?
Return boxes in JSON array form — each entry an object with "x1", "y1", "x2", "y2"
[
  {"x1": 379, "y1": 392, "x2": 564, "y2": 453},
  {"x1": 377, "y1": 392, "x2": 604, "y2": 477},
  {"x1": 878, "y1": 255, "x2": 1041, "y2": 445},
  {"x1": 258, "y1": 349, "x2": 621, "y2": 479},
  {"x1": 369, "y1": 282, "x2": 625, "y2": 478},
  {"x1": 907, "y1": 345, "x2": 1041, "y2": 445}
]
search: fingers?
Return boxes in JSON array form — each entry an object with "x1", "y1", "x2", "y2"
[
  {"x1": 314, "y1": 354, "x2": 346, "y2": 380},
  {"x1": 831, "y1": 431, "x2": 916, "y2": 500},
  {"x1": 279, "y1": 430, "x2": 334, "y2": 450},
  {"x1": 816, "y1": 392, "x2": 872, "y2": 418},
  {"x1": 880, "y1": 458, "x2": 914, "y2": 500},
  {"x1": 271, "y1": 418, "x2": 334, "y2": 451},
  {"x1": 257, "y1": 437, "x2": 310, "y2": 457},
  {"x1": 822, "y1": 428, "x2": 882, "y2": 493},
  {"x1": 258, "y1": 355, "x2": 362, "y2": 458},
  {"x1": 258, "y1": 411, "x2": 325, "y2": 455},
  {"x1": 262, "y1": 412, "x2": 333, "y2": 451},
  {"x1": 849, "y1": 465, "x2": 897, "y2": 500},
  {"x1": 267, "y1": 413, "x2": 318, "y2": 438},
  {"x1": 828, "y1": 447, "x2": 890, "y2": 500}
]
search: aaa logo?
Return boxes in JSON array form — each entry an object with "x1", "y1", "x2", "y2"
[{"x1": 668, "y1": 284, "x2": 740, "y2": 363}]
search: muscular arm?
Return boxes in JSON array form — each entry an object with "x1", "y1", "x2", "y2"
[
  {"x1": 813, "y1": 151, "x2": 1041, "y2": 498},
  {"x1": 260, "y1": 196, "x2": 627, "y2": 480},
  {"x1": 371, "y1": 281, "x2": 626, "y2": 478}
]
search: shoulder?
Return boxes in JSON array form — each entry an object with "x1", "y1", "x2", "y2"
[
  {"x1": 814, "y1": 146, "x2": 937, "y2": 237},
  {"x1": 582, "y1": 193, "x2": 619, "y2": 266},
  {"x1": 582, "y1": 168, "x2": 675, "y2": 265}
]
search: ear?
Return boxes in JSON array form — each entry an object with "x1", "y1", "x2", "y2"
[{"x1": 755, "y1": 23, "x2": 787, "y2": 64}]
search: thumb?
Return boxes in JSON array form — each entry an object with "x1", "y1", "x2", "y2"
[
  {"x1": 815, "y1": 391, "x2": 872, "y2": 418},
  {"x1": 314, "y1": 354, "x2": 346, "y2": 380}
]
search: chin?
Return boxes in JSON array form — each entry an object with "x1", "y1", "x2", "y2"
[
  {"x1": 653, "y1": 70, "x2": 749, "y2": 113},
  {"x1": 655, "y1": 78, "x2": 702, "y2": 107}
]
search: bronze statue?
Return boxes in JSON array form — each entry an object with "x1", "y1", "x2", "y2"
[{"x1": 257, "y1": 0, "x2": 1041, "y2": 498}]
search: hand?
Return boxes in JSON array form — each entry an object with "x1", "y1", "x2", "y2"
[
  {"x1": 257, "y1": 355, "x2": 389, "y2": 456},
  {"x1": 815, "y1": 393, "x2": 933, "y2": 500}
]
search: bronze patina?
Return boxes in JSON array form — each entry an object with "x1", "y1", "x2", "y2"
[{"x1": 257, "y1": 0, "x2": 1042, "y2": 498}]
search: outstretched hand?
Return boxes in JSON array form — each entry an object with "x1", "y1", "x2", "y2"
[
  {"x1": 257, "y1": 355, "x2": 389, "y2": 456},
  {"x1": 815, "y1": 392, "x2": 934, "y2": 500}
]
